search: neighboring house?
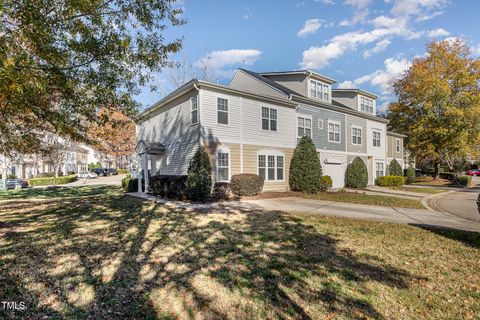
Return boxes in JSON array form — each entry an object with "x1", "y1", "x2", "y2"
[
  {"x1": 135, "y1": 69, "x2": 406, "y2": 192},
  {"x1": 75, "y1": 146, "x2": 89, "y2": 173}
]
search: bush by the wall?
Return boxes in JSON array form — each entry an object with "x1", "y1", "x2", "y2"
[
  {"x1": 230, "y1": 174, "x2": 264, "y2": 196},
  {"x1": 376, "y1": 175, "x2": 404, "y2": 186},
  {"x1": 455, "y1": 175, "x2": 472, "y2": 187},
  {"x1": 28, "y1": 175, "x2": 78, "y2": 186},
  {"x1": 439, "y1": 172, "x2": 455, "y2": 180},
  {"x1": 212, "y1": 182, "x2": 231, "y2": 200},
  {"x1": 35, "y1": 172, "x2": 55, "y2": 178},
  {"x1": 150, "y1": 175, "x2": 187, "y2": 199},
  {"x1": 389, "y1": 159, "x2": 403, "y2": 176},
  {"x1": 322, "y1": 175, "x2": 333, "y2": 189},
  {"x1": 122, "y1": 175, "x2": 142, "y2": 192},
  {"x1": 406, "y1": 165, "x2": 416, "y2": 184},
  {"x1": 118, "y1": 168, "x2": 129, "y2": 174},
  {"x1": 186, "y1": 148, "x2": 212, "y2": 201},
  {"x1": 289, "y1": 136, "x2": 324, "y2": 194},
  {"x1": 345, "y1": 157, "x2": 368, "y2": 188}
]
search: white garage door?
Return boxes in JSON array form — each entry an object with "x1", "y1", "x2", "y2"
[{"x1": 323, "y1": 163, "x2": 345, "y2": 189}]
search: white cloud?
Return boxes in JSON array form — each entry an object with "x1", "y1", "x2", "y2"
[
  {"x1": 427, "y1": 28, "x2": 450, "y2": 38},
  {"x1": 390, "y1": 0, "x2": 447, "y2": 17},
  {"x1": 337, "y1": 57, "x2": 411, "y2": 94},
  {"x1": 341, "y1": 0, "x2": 373, "y2": 25},
  {"x1": 242, "y1": 13, "x2": 253, "y2": 20},
  {"x1": 195, "y1": 49, "x2": 262, "y2": 77},
  {"x1": 315, "y1": 0, "x2": 335, "y2": 4},
  {"x1": 363, "y1": 39, "x2": 391, "y2": 58},
  {"x1": 298, "y1": 19, "x2": 323, "y2": 37},
  {"x1": 416, "y1": 10, "x2": 444, "y2": 21}
]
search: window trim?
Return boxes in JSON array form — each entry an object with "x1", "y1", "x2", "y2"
[
  {"x1": 375, "y1": 161, "x2": 384, "y2": 179},
  {"x1": 216, "y1": 97, "x2": 229, "y2": 125},
  {"x1": 261, "y1": 106, "x2": 278, "y2": 131},
  {"x1": 372, "y1": 130, "x2": 381, "y2": 147},
  {"x1": 360, "y1": 96, "x2": 375, "y2": 114},
  {"x1": 257, "y1": 151, "x2": 285, "y2": 182},
  {"x1": 309, "y1": 79, "x2": 331, "y2": 102},
  {"x1": 216, "y1": 147, "x2": 230, "y2": 182},
  {"x1": 297, "y1": 115, "x2": 313, "y2": 141},
  {"x1": 395, "y1": 138, "x2": 401, "y2": 153},
  {"x1": 191, "y1": 96, "x2": 198, "y2": 125},
  {"x1": 327, "y1": 120, "x2": 341, "y2": 144},
  {"x1": 351, "y1": 125, "x2": 362, "y2": 146}
]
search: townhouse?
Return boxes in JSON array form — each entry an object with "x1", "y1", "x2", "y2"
[{"x1": 135, "y1": 69, "x2": 406, "y2": 192}]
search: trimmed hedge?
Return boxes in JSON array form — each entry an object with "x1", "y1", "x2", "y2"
[
  {"x1": 122, "y1": 176, "x2": 141, "y2": 192},
  {"x1": 345, "y1": 157, "x2": 368, "y2": 188},
  {"x1": 150, "y1": 175, "x2": 187, "y2": 199},
  {"x1": 406, "y1": 165, "x2": 416, "y2": 184},
  {"x1": 289, "y1": 136, "x2": 324, "y2": 194},
  {"x1": 28, "y1": 175, "x2": 78, "y2": 186},
  {"x1": 322, "y1": 175, "x2": 333, "y2": 189},
  {"x1": 186, "y1": 148, "x2": 212, "y2": 201},
  {"x1": 212, "y1": 182, "x2": 231, "y2": 200},
  {"x1": 230, "y1": 174, "x2": 264, "y2": 196},
  {"x1": 117, "y1": 168, "x2": 129, "y2": 174},
  {"x1": 376, "y1": 175, "x2": 404, "y2": 187},
  {"x1": 389, "y1": 159, "x2": 403, "y2": 176},
  {"x1": 455, "y1": 175, "x2": 472, "y2": 187}
]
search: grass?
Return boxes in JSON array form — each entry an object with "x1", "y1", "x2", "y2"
[
  {"x1": 304, "y1": 191, "x2": 425, "y2": 209},
  {"x1": 413, "y1": 176, "x2": 455, "y2": 186},
  {"x1": 388, "y1": 186, "x2": 448, "y2": 194},
  {"x1": 1, "y1": 186, "x2": 479, "y2": 319},
  {"x1": 0, "y1": 185, "x2": 118, "y2": 200}
]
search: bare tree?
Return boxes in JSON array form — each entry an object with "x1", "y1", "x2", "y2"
[{"x1": 167, "y1": 52, "x2": 211, "y2": 89}]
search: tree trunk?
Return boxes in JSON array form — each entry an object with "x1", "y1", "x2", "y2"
[{"x1": 433, "y1": 160, "x2": 441, "y2": 180}]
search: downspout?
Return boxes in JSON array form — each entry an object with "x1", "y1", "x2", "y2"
[{"x1": 193, "y1": 81, "x2": 202, "y2": 150}]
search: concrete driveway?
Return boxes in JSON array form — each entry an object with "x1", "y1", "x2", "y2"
[{"x1": 68, "y1": 174, "x2": 126, "y2": 186}]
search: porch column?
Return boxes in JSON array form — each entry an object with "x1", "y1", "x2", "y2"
[
  {"x1": 137, "y1": 158, "x2": 142, "y2": 193},
  {"x1": 143, "y1": 153, "x2": 149, "y2": 193}
]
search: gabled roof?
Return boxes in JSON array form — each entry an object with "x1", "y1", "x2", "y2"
[
  {"x1": 332, "y1": 88, "x2": 378, "y2": 99},
  {"x1": 135, "y1": 140, "x2": 165, "y2": 155},
  {"x1": 238, "y1": 68, "x2": 302, "y2": 96},
  {"x1": 259, "y1": 69, "x2": 336, "y2": 84}
]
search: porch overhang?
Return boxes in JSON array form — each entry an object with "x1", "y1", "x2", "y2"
[{"x1": 135, "y1": 140, "x2": 165, "y2": 155}]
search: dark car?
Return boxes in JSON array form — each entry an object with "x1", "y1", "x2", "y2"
[
  {"x1": 6, "y1": 179, "x2": 29, "y2": 190},
  {"x1": 91, "y1": 168, "x2": 108, "y2": 176},
  {"x1": 107, "y1": 168, "x2": 118, "y2": 175},
  {"x1": 466, "y1": 169, "x2": 480, "y2": 176}
]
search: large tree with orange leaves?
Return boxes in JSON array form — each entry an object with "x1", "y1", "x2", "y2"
[{"x1": 388, "y1": 40, "x2": 480, "y2": 178}]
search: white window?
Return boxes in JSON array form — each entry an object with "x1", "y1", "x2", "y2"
[
  {"x1": 352, "y1": 127, "x2": 362, "y2": 145},
  {"x1": 360, "y1": 97, "x2": 374, "y2": 114},
  {"x1": 376, "y1": 162, "x2": 384, "y2": 178},
  {"x1": 328, "y1": 121, "x2": 341, "y2": 143},
  {"x1": 396, "y1": 139, "x2": 401, "y2": 153},
  {"x1": 318, "y1": 119, "x2": 324, "y2": 129},
  {"x1": 262, "y1": 107, "x2": 277, "y2": 131},
  {"x1": 309, "y1": 79, "x2": 330, "y2": 102},
  {"x1": 217, "y1": 98, "x2": 228, "y2": 124},
  {"x1": 191, "y1": 96, "x2": 198, "y2": 124},
  {"x1": 297, "y1": 116, "x2": 312, "y2": 141},
  {"x1": 216, "y1": 151, "x2": 229, "y2": 182},
  {"x1": 258, "y1": 153, "x2": 284, "y2": 181},
  {"x1": 373, "y1": 131, "x2": 381, "y2": 147}
]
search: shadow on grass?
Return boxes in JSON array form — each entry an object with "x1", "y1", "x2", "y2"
[
  {"x1": 0, "y1": 188, "x2": 421, "y2": 319},
  {"x1": 416, "y1": 225, "x2": 480, "y2": 248},
  {"x1": 0, "y1": 185, "x2": 119, "y2": 200}
]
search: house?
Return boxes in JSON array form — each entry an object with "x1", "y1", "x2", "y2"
[{"x1": 135, "y1": 69, "x2": 406, "y2": 192}]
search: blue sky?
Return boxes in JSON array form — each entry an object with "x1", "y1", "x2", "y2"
[{"x1": 136, "y1": 0, "x2": 480, "y2": 110}]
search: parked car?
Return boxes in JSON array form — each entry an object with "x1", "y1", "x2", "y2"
[
  {"x1": 78, "y1": 171, "x2": 98, "y2": 179},
  {"x1": 466, "y1": 169, "x2": 480, "y2": 176},
  {"x1": 6, "y1": 179, "x2": 29, "y2": 190},
  {"x1": 107, "y1": 168, "x2": 118, "y2": 175},
  {"x1": 91, "y1": 168, "x2": 108, "y2": 176}
]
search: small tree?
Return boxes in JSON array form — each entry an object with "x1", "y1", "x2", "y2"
[
  {"x1": 389, "y1": 159, "x2": 403, "y2": 176},
  {"x1": 186, "y1": 147, "x2": 212, "y2": 201},
  {"x1": 289, "y1": 136, "x2": 324, "y2": 194},
  {"x1": 406, "y1": 165, "x2": 416, "y2": 184},
  {"x1": 345, "y1": 157, "x2": 368, "y2": 188}
]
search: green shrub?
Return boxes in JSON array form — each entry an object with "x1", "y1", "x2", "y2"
[
  {"x1": 117, "y1": 168, "x2": 129, "y2": 174},
  {"x1": 212, "y1": 182, "x2": 231, "y2": 200},
  {"x1": 406, "y1": 165, "x2": 416, "y2": 184},
  {"x1": 376, "y1": 175, "x2": 404, "y2": 186},
  {"x1": 455, "y1": 175, "x2": 472, "y2": 187},
  {"x1": 439, "y1": 172, "x2": 455, "y2": 180},
  {"x1": 186, "y1": 147, "x2": 212, "y2": 201},
  {"x1": 35, "y1": 172, "x2": 55, "y2": 178},
  {"x1": 28, "y1": 175, "x2": 78, "y2": 186},
  {"x1": 122, "y1": 176, "x2": 142, "y2": 192},
  {"x1": 230, "y1": 174, "x2": 264, "y2": 196},
  {"x1": 149, "y1": 175, "x2": 187, "y2": 199},
  {"x1": 389, "y1": 159, "x2": 403, "y2": 176},
  {"x1": 7, "y1": 174, "x2": 17, "y2": 179},
  {"x1": 289, "y1": 136, "x2": 324, "y2": 194},
  {"x1": 322, "y1": 175, "x2": 332, "y2": 189},
  {"x1": 345, "y1": 157, "x2": 368, "y2": 188}
]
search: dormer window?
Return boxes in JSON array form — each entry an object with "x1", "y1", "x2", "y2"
[
  {"x1": 309, "y1": 79, "x2": 330, "y2": 102},
  {"x1": 360, "y1": 97, "x2": 374, "y2": 114}
]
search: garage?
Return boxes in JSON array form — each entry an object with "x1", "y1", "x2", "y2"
[{"x1": 320, "y1": 154, "x2": 347, "y2": 189}]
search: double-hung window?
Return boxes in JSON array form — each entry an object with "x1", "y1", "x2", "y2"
[
  {"x1": 258, "y1": 154, "x2": 284, "y2": 181},
  {"x1": 297, "y1": 116, "x2": 312, "y2": 141},
  {"x1": 328, "y1": 121, "x2": 341, "y2": 143},
  {"x1": 352, "y1": 127, "x2": 362, "y2": 145},
  {"x1": 217, "y1": 98, "x2": 228, "y2": 124},
  {"x1": 309, "y1": 79, "x2": 330, "y2": 102},
  {"x1": 216, "y1": 152, "x2": 229, "y2": 181},
  {"x1": 396, "y1": 139, "x2": 401, "y2": 153},
  {"x1": 376, "y1": 162, "x2": 384, "y2": 178},
  {"x1": 262, "y1": 107, "x2": 277, "y2": 131},
  {"x1": 373, "y1": 131, "x2": 381, "y2": 147},
  {"x1": 360, "y1": 97, "x2": 374, "y2": 114},
  {"x1": 191, "y1": 96, "x2": 198, "y2": 124}
]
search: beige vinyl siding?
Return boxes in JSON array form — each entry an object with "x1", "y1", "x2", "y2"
[
  {"x1": 263, "y1": 74, "x2": 308, "y2": 96},
  {"x1": 203, "y1": 142, "x2": 241, "y2": 181},
  {"x1": 387, "y1": 135, "x2": 404, "y2": 159},
  {"x1": 346, "y1": 115, "x2": 367, "y2": 154},
  {"x1": 229, "y1": 70, "x2": 287, "y2": 99}
]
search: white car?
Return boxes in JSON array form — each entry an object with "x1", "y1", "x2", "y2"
[{"x1": 77, "y1": 171, "x2": 98, "y2": 179}]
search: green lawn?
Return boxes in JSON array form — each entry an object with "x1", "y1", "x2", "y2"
[
  {"x1": 304, "y1": 191, "x2": 425, "y2": 209},
  {"x1": 0, "y1": 186, "x2": 479, "y2": 319}
]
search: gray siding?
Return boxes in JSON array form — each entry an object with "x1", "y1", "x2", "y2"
[
  {"x1": 229, "y1": 71, "x2": 286, "y2": 99},
  {"x1": 332, "y1": 91, "x2": 358, "y2": 110},
  {"x1": 346, "y1": 115, "x2": 367, "y2": 154},
  {"x1": 263, "y1": 74, "x2": 307, "y2": 96},
  {"x1": 297, "y1": 104, "x2": 346, "y2": 152},
  {"x1": 387, "y1": 134, "x2": 404, "y2": 159}
]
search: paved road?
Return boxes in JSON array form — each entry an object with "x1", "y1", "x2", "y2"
[
  {"x1": 433, "y1": 189, "x2": 480, "y2": 222},
  {"x1": 68, "y1": 174, "x2": 126, "y2": 186}
]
